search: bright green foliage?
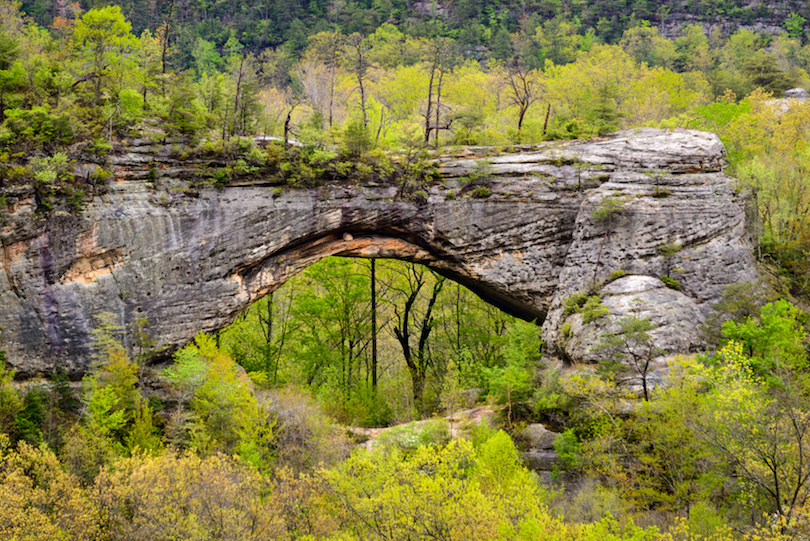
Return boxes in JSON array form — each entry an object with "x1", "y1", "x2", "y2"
[
  {"x1": 564, "y1": 292, "x2": 591, "y2": 315},
  {"x1": 191, "y1": 37, "x2": 222, "y2": 78},
  {"x1": 720, "y1": 299, "x2": 808, "y2": 385},
  {"x1": 561, "y1": 344, "x2": 810, "y2": 532},
  {"x1": 564, "y1": 292, "x2": 610, "y2": 323},
  {"x1": 73, "y1": 6, "x2": 137, "y2": 105},
  {"x1": 787, "y1": 12, "x2": 807, "y2": 38},
  {"x1": 0, "y1": 364, "x2": 21, "y2": 440},
  {"x1": 84, "y1": 383, "x2": 127, "y2": 440},
  {"x1": 591, "y1": 197, "x2": 626, "y2": 224},
  {"x1": 326, "y1": 431, "x2": 676, "y2": 539},
  {"x1": 62, "y1": 313, "x2": 161, "y2": 481},
  {"x1": 96, "y1": 451, "x2": 282, "y2": 541},
  {"x1": 619, "y1": 24, "x2": 676, "y2": 68},
  {"x1": 1, "y1": 107, "x2": 73, "y2": 150},
  {"x1": 545, "y1": 45, "x2": 632, "y2": 138},
  {"x1": 561, "y1": 356, "x2": 720, "y2": 514},
  {"x1": 483, "y1": 322, "x2": 540, "y2": 429},
  {"x1": 221, "y1": 257, "x2": 533, "y2": 425},
  {"x1": 693, "y1": 342, "x2": 810, "y2": 523},
  {"x1": 327, "y1": 434, "x2": 542, "y2": 539},
  {"x1": 163, "y1": 334, "x2": 273, "y2": 467},
  {"x1": 0, "y1": 30, "x2": 24, "y2": 123},
  {"x1": 581, "y1": 296, "x2": 609, "y2": 323}
]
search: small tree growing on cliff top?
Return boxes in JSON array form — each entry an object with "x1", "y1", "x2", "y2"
[{"x1": 591, "y1": 196, "x2": 626, "y2": 285}]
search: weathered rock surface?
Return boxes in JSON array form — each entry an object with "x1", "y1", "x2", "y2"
[
  {"x1": 559, "y1": 275, "x2": 706, "y2": 381},
  {"x1": 0, "y1": 128, "x2": 759, "y2": 377},
  {"x1": 785, "y1": 88, "x2": 810, "y2": 99},
  {"x1": 518, "y1": 423, "x2": 560, "y2": 450}
]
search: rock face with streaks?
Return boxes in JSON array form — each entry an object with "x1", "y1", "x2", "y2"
[{"x1": 0, "y1": 128, "x2": 759, "y2": 378}]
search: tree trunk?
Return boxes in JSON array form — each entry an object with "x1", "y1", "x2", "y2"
[
  {"x1": 433, "y1": 69, "x2": 444, "y2": 147},
  {"x1": 424, "y1": 62, "x2": 436, "y2": 145},
  {"x1": 371, "y1": 259, "x2": 378, "y2": 390},
  {"x1": 410, "y1": 365, "x2": 426, "y2": 413},
  {"x1": 161, "y1": 0, "x2": 175, "y2": 76}
]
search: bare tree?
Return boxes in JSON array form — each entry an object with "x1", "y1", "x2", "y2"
[
  {"x1": 389, "y1": 265, "x2": 445, "y2": 416},
  {"x1": 423, "y1": 38, "x2": 454, "y2": 147},
  {"x1": 342, "y1": 33, "x2": 372, "y2": 130},
  {"x1": 306, "y1": 31, "x2": 344, "y2": 129},
  {"x1": 295, "y1": 58, "x2": 333, "y2": 129},
  {"x1": 505, "y1": 59, "x2": 539, "y2": 143}
]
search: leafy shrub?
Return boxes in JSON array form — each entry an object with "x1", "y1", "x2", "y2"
[
  {"x1": 0, "y1": 365, "x2": 22, "y2": 440},
  {"x1": 118, "y1": 88, "x2": 144, "y2": 128},
  {"x1": 564, "y1": 292, "x2": 590, "y2": 315},
  {"x1": 14, "y1": 387, "x2": 47, "y2": 445},
  {"x1": 562, "y1": 322, "x2": 573, "y2": 338},
  {"x1": 0, "y1": 438, "x2": 103, "y2": 539},
  {"x1": 582, "y1": 296, "x2": 609, "y2": 323},
  {"x1": 342, "y1": 120, "x2": 371, "y2": 154},
  {"x1": 89, "y1": 138, "x2": 112, "y2": 156},
  {"x1": 2, "y1": 107, "x2": 73, "y2": 148},
  {"x1": 661, "y1": 275, "x2": 681, "y2": 290},
  {"x1": 162, "y1": 334, "x2": 273, "y2": 467},
  {"x1": 95, "y1": 451, "x2": 282, "y2": 540},
  {"x1": 564, "y1": 292, "x2": 609, "y2": 323},
  {"x1": 558, "y1": 480, "x2": 627, "y2": 524},
  {"x1": 471, "y1": 185, "x2": 491, "y2": 198}
]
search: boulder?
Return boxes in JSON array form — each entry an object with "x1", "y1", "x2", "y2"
[{"x1": 784, "y1": 88, "x2": 810, "y2": 99}]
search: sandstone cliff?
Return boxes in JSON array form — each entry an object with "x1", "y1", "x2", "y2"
[{"x1": 0, "y1": 129, "x2": 759, "y2": 378}]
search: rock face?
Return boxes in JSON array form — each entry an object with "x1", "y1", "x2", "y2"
[
  {"x1": 518, "y1": 423, "x2": 562, "y2": 474},
  {"x1": 785, "y1": 88, "x2": 810, "y2": 99},
  {"x1": 0, "y1": 129, "x2": 759, "y2": 377}
]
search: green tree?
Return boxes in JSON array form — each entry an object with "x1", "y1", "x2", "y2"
[
  {"x1": 0, "y1": 29, "x2": 24, "y2": 123},
  {"x1": 691, "y1": 342, "x2": 810, "y2": 525},
  {"x1": 191, "y1": 37, "x2": 222, "y2": 78},
  {"x1": 73, "y1": 6, "x2": 138, "y2": 105},
  {"x1": 162, "y1": 334, "x2": 273, "y2": 466},
  {"x1": 483, "y1": 321, "x2": 539, "y2": 429},
  {"x1": 786, "y1": 12, "x2": 807, "y2": 40},
  {"x1": 742, "y1": 51, "x2": 799, "y2": 95},
  {"x1": 720, "y1": 299, "x2": 808, "y2": 386},
  {"x1": 619, "y1": 23, "x2": 676, "y2": 69},
  {"x1": 0, "y1": 364, "x2": 21, "y2": 440}
]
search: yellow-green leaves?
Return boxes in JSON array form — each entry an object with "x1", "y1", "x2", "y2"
[{"x1": 163, "y1": 334, "x2": 274, "y2": 467}]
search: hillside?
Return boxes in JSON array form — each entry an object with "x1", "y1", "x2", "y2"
[{"x1": 14, "y1": 0, "x2": 810, "y2": 66}]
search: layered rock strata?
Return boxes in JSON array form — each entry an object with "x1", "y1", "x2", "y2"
[{"x1": 0, "y1": 128, "x2": 759, "y2": 377}]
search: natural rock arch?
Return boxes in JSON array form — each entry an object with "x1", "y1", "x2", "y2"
[{"x1": 0, "y1": 129, "x2": 759, "y2": 377}]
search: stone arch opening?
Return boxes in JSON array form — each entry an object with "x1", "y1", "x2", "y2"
[
  {"x1": 236, "y1": 230, "x2": 545, "y2": 327},
  {"x1": 220, "y1": 251, "x2": 535, "y2": 422}
]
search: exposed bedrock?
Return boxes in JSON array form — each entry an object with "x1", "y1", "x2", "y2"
[{"x1": 0, "y1": 128, "x2": 759, "y2": 377}]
